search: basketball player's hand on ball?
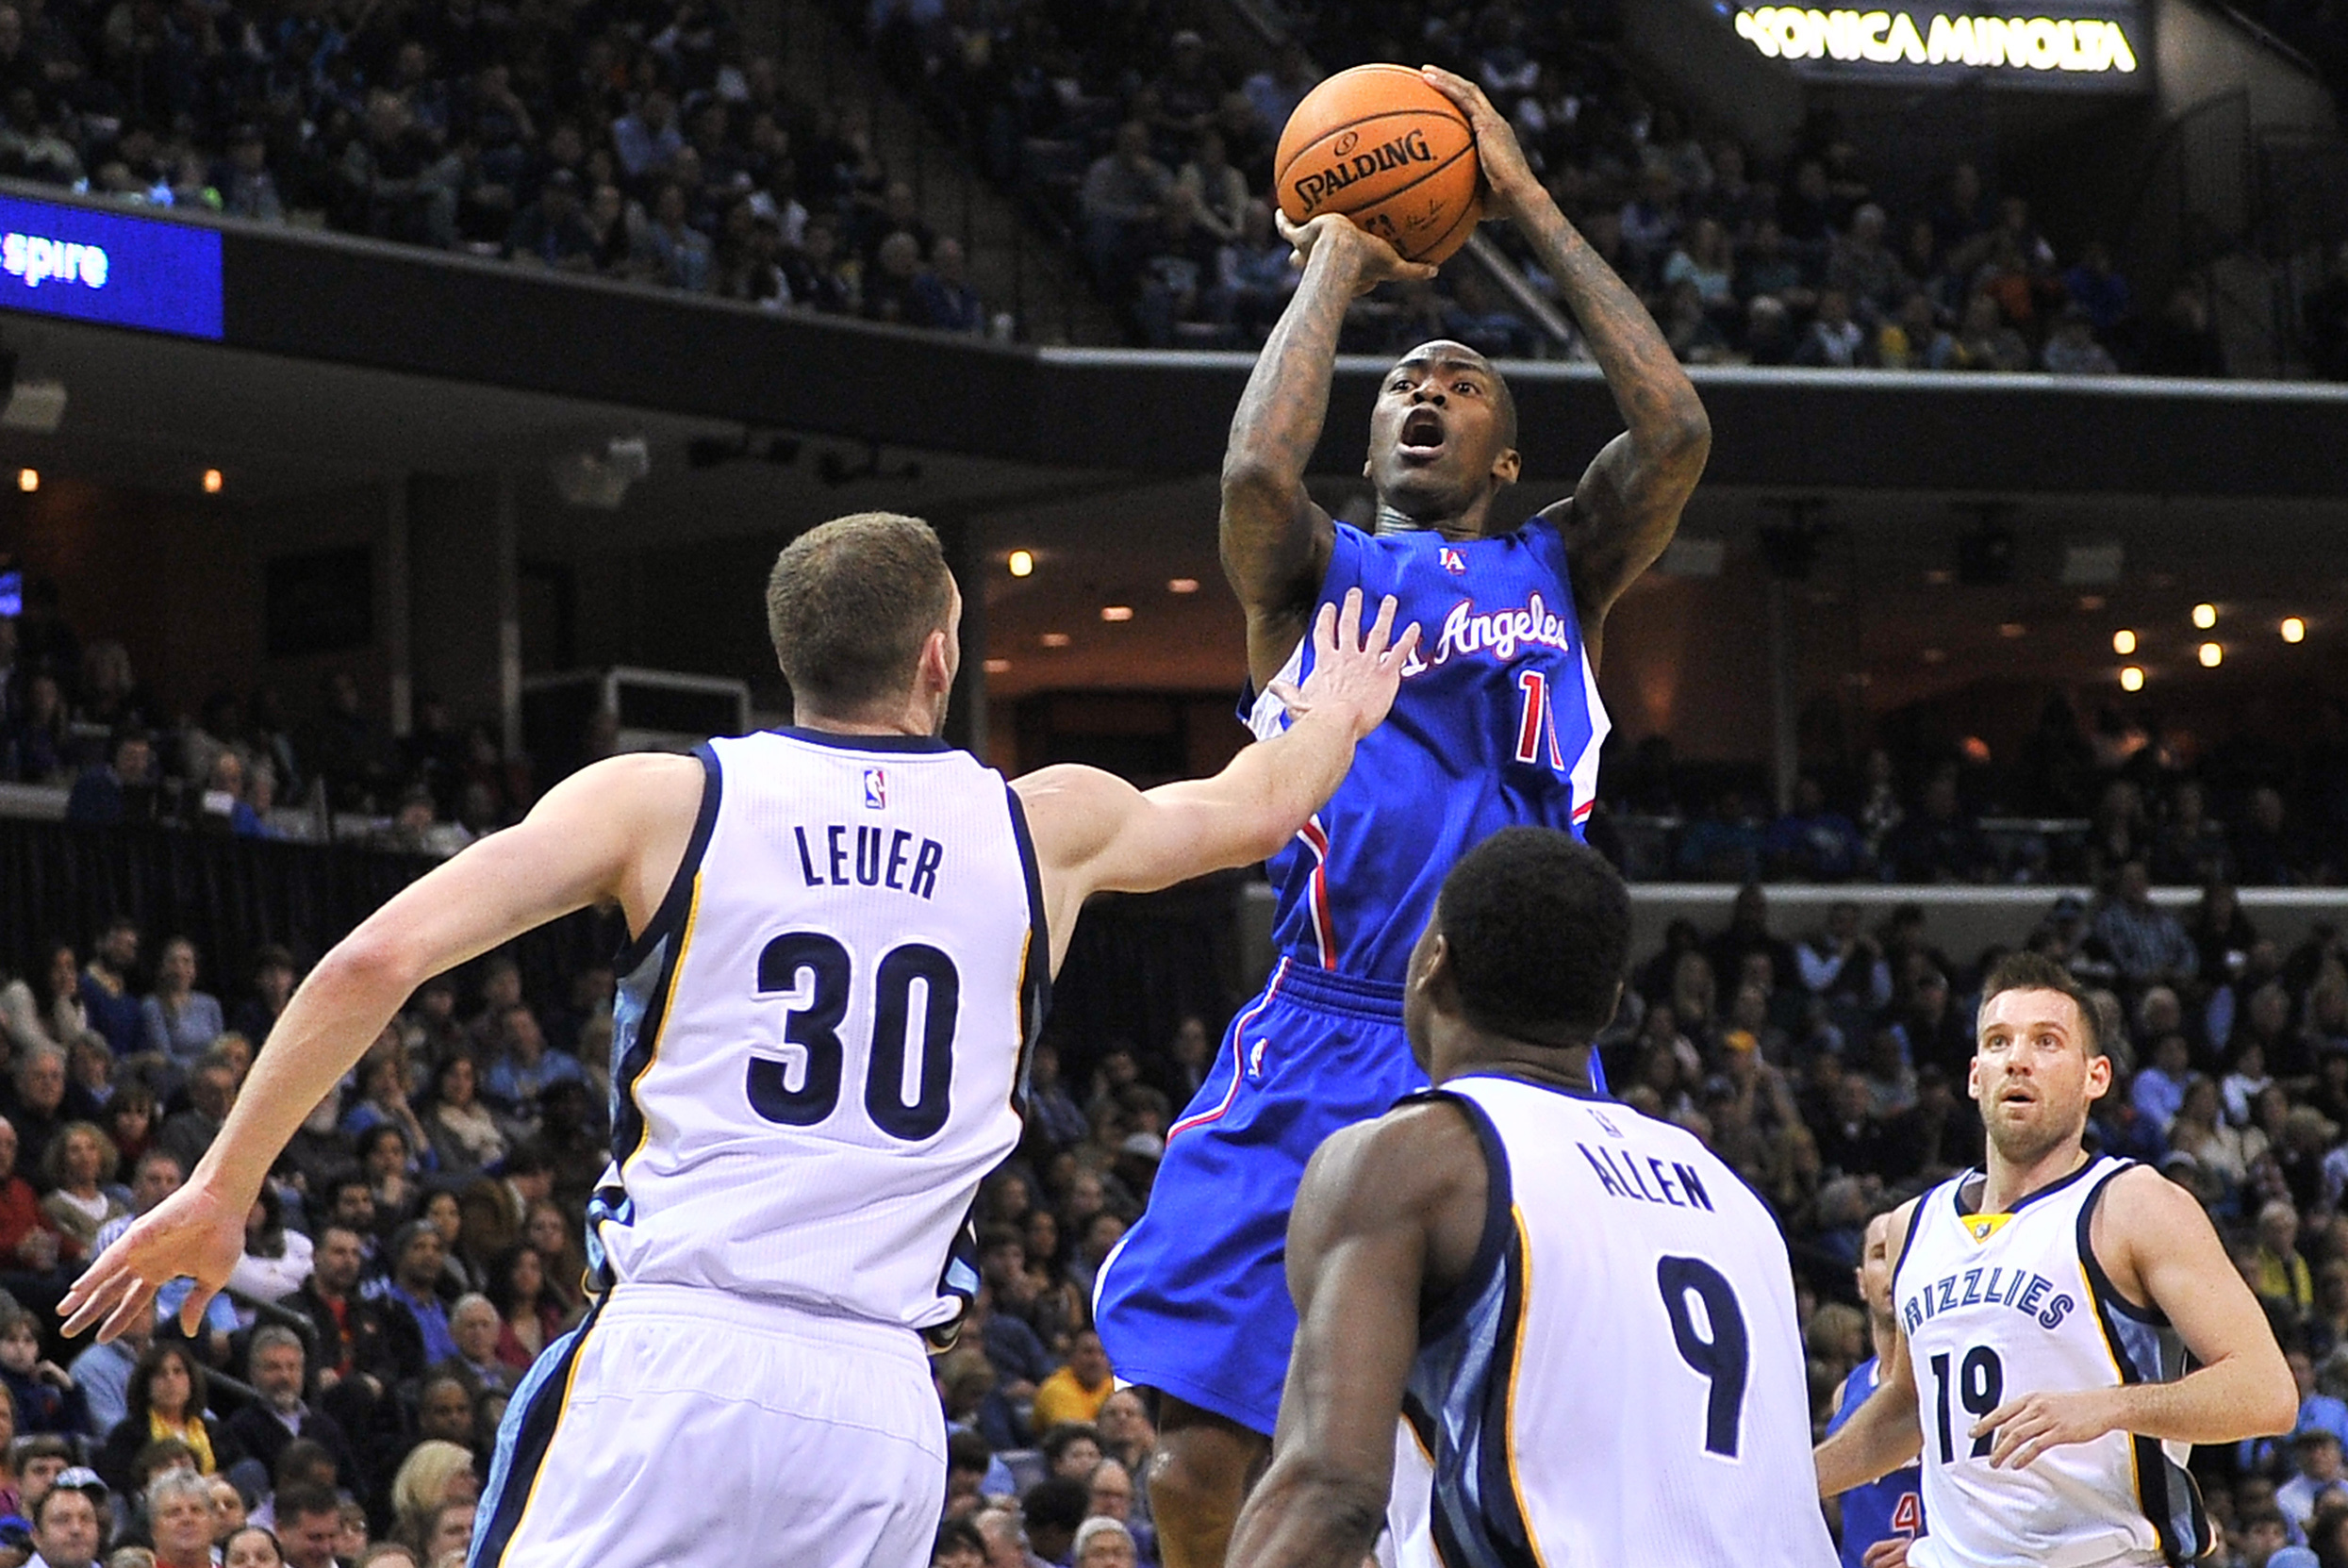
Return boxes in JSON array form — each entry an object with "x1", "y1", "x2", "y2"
[
  {"x1": 1418, "y1": 66, "x2": 1540, "y2": 223},
  {"x1": 1975, "y1": 1386, "x2": 2123, "y2": 1469},
  {"x1": 1267, "y1": 588, "x2": 1420, "y2": 736},
  {"x1": 59, "y1": 1180, "x2": 245, "y2": 1343},
  {"x1": 1275, "y1": 211, "x2": 1438, "y2": 296}
]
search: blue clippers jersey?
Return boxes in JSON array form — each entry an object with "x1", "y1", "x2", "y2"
[
  {"x1": 1248, "y1": 519, "x2": 1610, "y2": 982},
  {"x1": 1826, "y1": 1356, "x2": 1924, "y2": 1568}
]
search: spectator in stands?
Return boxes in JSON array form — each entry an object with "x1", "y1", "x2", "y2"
[
  {"x1": 148, "y1": 1468, "x2": 219, "y2": 1568},
  {"x1": 1241, "y1": 40, "x2": 1315, "y2": 144},
  {"x1": 38, "y1": 1122, "x2": 122, "y2": 1262},
  {"x1": 370, "y1": 1221, "x2": 459, "y2": 1370},
  {"x1": 1021, "y1": 1477, "x2": 1088, "y2": 1568},
  {"x1": 2062, "y1": 240, "x2": 2131, "y2": 338},
  {"x1": 1175, "y1": 130, "x2": 1247, "y2": 243},
  {"x1": 1880, "y1": 769, "x2": 1992, "y2": 883},
  {"x1": 435, "y1": 1295, "x2": 512, "y2": 1398},
  {"x1": 1071, "y1": 1515, "x2": 1136, "y2": 1568},
  {"x1": 2042, "y1": 305, "x2": 2118, "y2": 374},
  {"x1": 1765, "y1": 777, "x2": 1867, "y2": 882},
  {"x1": 95, "y1": 1345, "x2": 241, "y2": 1492},
  {"x1": 156, "y1": 1052, "x2": 238, "y2": 1176},
  {"x1": 271, "y1": 1486, "x2": 340, "y2": 1568},
  {"x1": 72, "y1": 920, "x2": 141, "y2": 1060},
  {"x1": 229, "y1": 948, "x2": 298, "y2": 1048},
  {"x1": 2093, "y1": 862, "x2": 2198, "y2": 988},
  {"x1": 2280, "y1": 1428, "x2": 2348, "y2": 1536},
  {"x1": 1079, "y1": 121, "x2": 1169, "y2": 290},
  {"x1": 479, "y1": 1006, "x2": 582, "y2": 1141},
  {"x1": 1826, "y1": 205, "x2": 1910, "y2": 323},
  {"x1": 913, "y1": 238, "x2": 986, "y2": 335},
  {"x1": 1934, "y1": 291, "x2": 2029, "y2": 371},
  {"x1": 220, "y1": 1329, "x2": 353, "y2": 1495},
  {"x1": 863, "y1": 228, "x2": 925, "y2": 325},
  {"x1": 2235, "y1": 788, "x2": 2317, "y2": 886},
  {"x1": 138, "y1": 939, "x2": 222, "y2": 1071},
  {"x1": 420, "y1": 1057, "x2": 503, "y2": 1182},
  {"x1": 504, "y1": 170, "x2": 599, "y2": 272},
  {"x1": 1, "y1": 943, "x2": 85, "y2": 1060},
  {"x1": 29, "y1": 1472, "x2": 104, "y2": 1568},
  {"x1": 610, "y1": 90, "x2": 684, "y2": 184}
]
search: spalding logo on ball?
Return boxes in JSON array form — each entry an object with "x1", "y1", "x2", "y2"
[{"x1": 1274, "y1": 64, "x2": 1483, "y2": 266}]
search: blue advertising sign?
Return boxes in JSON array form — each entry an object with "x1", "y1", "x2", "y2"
[{"x1": 0, "y1": 192, "x2": 223, "y2": 339}]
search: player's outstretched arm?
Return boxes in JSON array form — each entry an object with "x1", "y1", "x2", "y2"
[
  {"x1": 1223, "y1": 213, "x2": 1434, "y2": 689},
  {"x1": 60, "y1": 751, "x2": 703, "y2": 1343},
  {"x1": 1420, "y1": 66, "x2": 1709, "y2": 659},
  {"x1": 1227, "y1": 1101, "x2": 1487, "y2": 1568},
  {"x1": 1814, "y1": 1199, "x2": 1927, "y2": 1496},
  {"x1": 1976, "y1": 1167, "x2": 2296, "y2": 1468},
  {"x1": 1017, "y1": 589, "x2": 1417, "y2": 972}
]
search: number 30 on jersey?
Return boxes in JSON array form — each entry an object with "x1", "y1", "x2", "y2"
[{"x1": 748, "y1": 931, "x2": 962, "y2": 1141}]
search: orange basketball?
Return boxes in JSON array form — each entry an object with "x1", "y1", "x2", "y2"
[{"x1": 1274, "y1": 63, "x2": 1482, "y2": 266}]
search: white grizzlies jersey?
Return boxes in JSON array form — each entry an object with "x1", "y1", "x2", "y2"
[
  {"x1": 585, "y1": 729, "x2": 1047, "y2": 1333},
  {"x1": 1396, "y1": 1075, "x2": 1835, "y2": 1568},
  {"x1": 1893, "y1": 1156, "x2": 2207, "y2": 1568}
]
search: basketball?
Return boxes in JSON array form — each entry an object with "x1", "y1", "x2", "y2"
[{"x1": 1274, "y1": 63, "x2": 1483, "y2": 266}]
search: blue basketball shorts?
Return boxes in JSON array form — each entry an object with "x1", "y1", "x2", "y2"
[{"x1": 1092, "y1": 958, "x2": 1426, "y2": 1436}]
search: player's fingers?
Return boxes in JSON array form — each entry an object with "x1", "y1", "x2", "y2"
[
  {"x1": 1402, "y1": 260, "x2": 1442, "y2": 283},
  {"x1": 100, "y1": 1279, "x2": 159, "y2": 1345},
  {"x1": 59, "y1": 1264, "x2": 130, "y2": 1338},
  {"x1": 1971, "y1": 1398, "x2": 2024, "y2": 1438},
  {"x1": 1265, "y1": 678, "x2": 1306, "y2": 716},
  {"x1": 1390, "y1": 621, "x2": 1423, "y2": 666},
  {"x1": 1336, "y1": 586, "x2": 1364, "y2": 649},
  {"x1": 1364, "y1": 594, "x2": 1399, "y2": 653},
  {"x1": 177, "y1": 1280, "x2": 223, "y2": 1338},
  {"x1": 1312, "y1": 597, "x2": 1339, "y2": 653}
]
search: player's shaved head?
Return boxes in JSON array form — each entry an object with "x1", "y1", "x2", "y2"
[
  {"x1": 767, "y1": 512, "x2": 956, "y2": 714},
  {"x1": 1392, "y1": 340, "x2": 1516, "y2": 448}
]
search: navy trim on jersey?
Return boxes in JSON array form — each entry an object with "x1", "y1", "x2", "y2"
[
  {"x1": 1003, "y1": 782, "x2": 1053, "y2": 1113},
  {"x1": 1445, "y1": 1065, "x2": 1615, "y2": 1104},
  {"x1": 473, "y1": 1295, "x2": 603, "y2": 1567},
  {"x1": 1951, "y1": 1152, "x2": 2105, "y2": 1220},
  {"x1": 1414, "y1": 1090, "x2": 1514, "y2": 1345},
  {"x1": 2075, "y1": 1163, "x2": 2165, "y2": 1325},
  {"x1": 770, "y1": 726, "x2": 954, "y2": 753},
  {"x1": 1891, "y1": 1191, "x2": 1930, "y2": 1285},
  {"x1": 1469, "y1": 1223, "x2": 1543, "y2": 1568},
  {"x1": 2075, "y1": 1164, "x2": 2209, "y2": 1567},
  {"x1": 612, "y1": 743, "x2": 724, "y2": 975}
]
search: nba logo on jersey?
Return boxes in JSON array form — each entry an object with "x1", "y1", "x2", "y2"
[
  {"x1": 863, "y1": 767, "x2": 886, "y2": 809},
  {"x1": 1963, "y1": 1213, "x2": 2012, "y2": 1244},
  {"x1": 1439, "y1": 547, "x2": 1466, "y2": 574}
]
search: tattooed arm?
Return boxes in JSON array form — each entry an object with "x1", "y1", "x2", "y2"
[
  {"x1": 1222, "y1": 214, "x2": 1436, "y2": 690},
  {"x1": 1425, "y1": 67, "x2": 1711, "y2": 674}
]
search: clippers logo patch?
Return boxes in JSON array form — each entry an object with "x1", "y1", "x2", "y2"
[
  {"x1": 863, "y1": 767, "x2": 886, "y2": 810},
  {"x1": 1439, "y1": 547, "x2": 1466, "y2": 574}
]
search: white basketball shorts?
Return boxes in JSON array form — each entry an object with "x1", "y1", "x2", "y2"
[{"x1": 469, "y1": 1281, "x2": 947, "y2": 1568}]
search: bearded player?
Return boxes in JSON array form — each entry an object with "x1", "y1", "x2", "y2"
[
  {"x1": 1093, "y1": 66, "x2": 1711, "y2": 1568},
  {"x1": 1815, "y1": 951, "x2": 2293, "y2": 1568}
]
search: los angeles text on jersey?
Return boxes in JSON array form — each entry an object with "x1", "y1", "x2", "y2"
[
  {"x1": 1899, "y1": 1265, "x2": 2075, "y2": 1336},
  {"x1": 790, "y1": 822, "x2": 946, "y2": 900}
]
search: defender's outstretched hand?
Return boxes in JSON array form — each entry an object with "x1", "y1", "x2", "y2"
[
  {"x1": 1268, "y1": 587, "x2": 1421, "y2": 734},
  {"x1": 1276, "y1": 211, "x2": 1439, "y2": 297},
  {"x1": 1420, "y1": 65, "x2": 1543, "y2": 223},
  {"x1": 60, "y1": 1179, "x2": 244, "y2": 1343}
]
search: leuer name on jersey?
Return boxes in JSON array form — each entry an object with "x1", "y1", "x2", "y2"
[{"x1": 789, "y1": 821, "x2": 946, "y2": 900}]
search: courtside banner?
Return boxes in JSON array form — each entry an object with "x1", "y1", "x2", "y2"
[
  {"x1": 1726, "y1": 3, "x2": 2152, "y2": 91},
  {"x1": 0, "y1": 191, "x2": 224, "y2": 339}
]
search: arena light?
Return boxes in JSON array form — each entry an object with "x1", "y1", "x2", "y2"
[
  {"x1": 14, "y1": 468, "x2": 33, "y2": 492},
  {"x1": 2120, "y1": 666, "x2": 2145, "y2": 692},
  {"x1": 983, "y1": 658, "x2": 1011, "y2": 675},
  {"x1": 1040, "y1": 633, "x2": 1070, "y2": 649},
  {"x1": 1167, "y1": 578, "x2": 1199, "y2": 595},
  {"x1": 2283, "y1": 618, "x2": 2307, "y2": 644},
  {"x1": 2198, "y1": 642, "x2": 2224, "y2": 668},
  {"x1": 2111, "y1": 629, "x2": 2136, "y2": 655},
  {"x1": 1007, "y1": 551, "x2": 1033, "y2": 578},
  {"x1": 2191, "y1": 602, "x2": 2217, "y2": 630},
  {"x1": 1998, "y1": 622, "x2": 2026, "y2": 639},
  {"x1": 202, "y1": 468, "x2": 223, "y2": 494},
  {"x1": 1100, "y1": 605, "x2": 1133, "y2": 623}
]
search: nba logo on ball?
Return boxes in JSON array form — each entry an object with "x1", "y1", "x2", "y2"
[{"x1": 864, "y1": 768, "x2": 886, "y2": 810}]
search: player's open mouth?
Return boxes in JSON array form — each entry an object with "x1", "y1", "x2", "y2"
[
  {"x1": 1398, "y1": 407, "x2": 1447, "y2": 461},
  {"x1": 1999, "y1": 1086, "x2": 2035, "y2": 1107}
]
